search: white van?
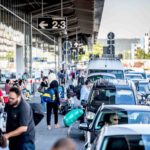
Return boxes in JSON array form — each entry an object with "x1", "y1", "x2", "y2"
[{"x1": 87, "y1": 57, "x2": 125, "y2": 79}]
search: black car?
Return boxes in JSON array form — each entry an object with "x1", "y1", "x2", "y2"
[
  {"x1": 80, "y1": 105, "x2": 150, "y2": 149},
  {"x1": 86, "y1": 79, "x2": 138, "y2": 121}
]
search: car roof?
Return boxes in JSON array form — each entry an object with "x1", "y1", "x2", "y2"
[
  {"x1": 102, "y1": 124, "x2": 150, "y2": 136},
  {"x1": 138, "y1": 79, "x2": 149, "y2": 83},
  {"x1": 93, "y1": 79, "x2": 132, "y2": 90},
  {"x1": 100, "y1": 105, "x2": 150, "y2": 112},
  {"x1": 87, "y1": 73, "x2": 116, "y2": 78},
  {"x1": 125, "y1": 74, "x2": 142, "y2": 76},
  {"x1": 88, "y1": 58, "x2": 124, "y2": 70},
  {"x1": 128, "y1": 71, "x2": 145, "y2": 73}
]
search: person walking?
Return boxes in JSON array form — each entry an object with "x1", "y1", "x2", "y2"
[
  {"x1": 5, "y1": 79, "x2": 11, "y2": 95},
  {"x1": 4, "y1": 87, "x2": 35, "y2": 150},
  {"x1": 46, "y1": 80, "x2": 60, "y2": 130},
  {"x1": 48, "y1": 70, "x2": 57, "y2": 85},
  {"x1": 39, "y1": 77, "x2": 48, "y2": 112},
  {"x1": 0, "y1": 88, "x2": 4, "y2": 106}
]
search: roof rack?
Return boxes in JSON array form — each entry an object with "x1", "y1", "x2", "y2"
[{"x1": 89, "y1": 56, "x2": 120, "y2": 62}]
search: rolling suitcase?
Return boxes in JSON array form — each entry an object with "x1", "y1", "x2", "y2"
[{"x1": 64, "y1": 108, "x2": 84, "y2": 127}]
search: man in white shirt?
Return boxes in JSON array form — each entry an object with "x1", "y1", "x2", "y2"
[{"x1": 80, "y1": 80, "x2": 91, "y2": 102}]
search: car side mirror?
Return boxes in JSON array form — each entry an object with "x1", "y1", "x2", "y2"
[{"x1": 79, "y1": 123, "x2": 89, "y2": 131}]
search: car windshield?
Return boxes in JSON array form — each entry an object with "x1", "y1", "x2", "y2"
[
  {"x1": 95, "y1": 111, "x2": 150, "y2": 130},
  {"x1": 129, "y1": 72, "x2": 146, "y2": 79},
  {"x1": 115, "y1": 90, "x2": 135, "y2": 104},
  {"x1": 138, "y1": 83, "x2": 150, "y2": 93},
  {"x1": 89, "y1": 89, "x2": 116, "y2": 108},
  {"x1": 126, "y1": 74, "x2": 143, "y2": 79},
  {"x1": 89, "y1": 89, "x2": 135, "y2": 111},
  {"x1": 87, "y1": 75, "x2": 115, "y2": 82},
  {"x1": 89, "y1": 70, "x2": 124, "y2": 79},
  {"x1": 101, "y1": 135, "x2": 150, "y2": 150}
]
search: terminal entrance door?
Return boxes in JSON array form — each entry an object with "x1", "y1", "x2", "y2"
[{"x1": 16, "y1": 45, "x2": 24, "y2": 79}]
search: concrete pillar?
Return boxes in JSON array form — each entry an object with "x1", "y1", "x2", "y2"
[
  {"x1": 58, "y1": 37, "x2": 62, "y2": 69},
  {"x1": 16, "y1": 45, "x2": 24, "y2": 78}
]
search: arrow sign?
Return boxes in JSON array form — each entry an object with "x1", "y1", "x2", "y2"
[
  {"x1": 38, "y1": 17, "x2": 66, "y2": 30},
  {"x1": 39, "y1": 21, "x2": 48, "y2": 29}
]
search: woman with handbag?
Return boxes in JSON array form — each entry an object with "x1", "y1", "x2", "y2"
[{"x1": 38, "y1": 77, "x2": 48, "y2": 113}]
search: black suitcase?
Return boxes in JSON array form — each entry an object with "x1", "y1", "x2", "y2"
[{"x1": 30, "y1": 103, "x2": 44, "y2": 126}]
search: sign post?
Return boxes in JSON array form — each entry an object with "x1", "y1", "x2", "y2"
[{"x1": 107, "y1": 32, "x2": 115, "y2": 56}]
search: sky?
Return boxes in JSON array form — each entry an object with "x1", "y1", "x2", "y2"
[{"x1": 98, "y1": 0, "x2": 150, "y2": 39}]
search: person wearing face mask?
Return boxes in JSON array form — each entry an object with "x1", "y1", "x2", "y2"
[
  {"x1": 4, "y1": 87, "x2": 35, "y2": 150},
  {"x1": 50, "y1": 138, "x2": 76, "y2": 150}
]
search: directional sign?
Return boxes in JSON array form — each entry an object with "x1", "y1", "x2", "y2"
[
  {"x1": 38, "y1": 17, "x2": 66, "y2": 30},
  {"x1": 107, "y1": 45, "x2": 115, "y2": 54},
  {"x1": 107, "y1": 32, "x2": 115, "y2": 39},
  {"x1": 107, "y1": 40, "x2": 115, "y2": 45},
  {"x1": 63, "y1": 41, "x2": 72, "y2": 51}
]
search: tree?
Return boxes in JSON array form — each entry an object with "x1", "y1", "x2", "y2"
[
  {"x1": 135, "y1": 49, "x2": 145, "y2": 59},
  {"x1": 78, "y1": 42, "x2": 103, "y2": 61}
]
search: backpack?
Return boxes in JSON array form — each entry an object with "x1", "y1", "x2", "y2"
[
  {"x1": 58, "y1": 86, "x2": 65, "y2": 99},
  {"x1": 42, "y1": 89, "x2": 55, "y2": 103},
  {"x1": 38, "y1": 85, "x2": 45, "y2": 93}
]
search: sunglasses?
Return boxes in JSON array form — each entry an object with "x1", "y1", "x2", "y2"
[{"x1": 113, "y1": 118, "x2": 119, "y2": 121}]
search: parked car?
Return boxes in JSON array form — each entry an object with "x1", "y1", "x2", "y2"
[
  {"x1": 86, "y1": 79, "x2": 138, "y2": 121},
  {"x1": 91, "y1": 124, "x2": 150, "y2": 150},
  {"x1": 79, "y1": 104, "x2": 150, "y2": 148},
  {"x1": 137, "y1": 80, "x2": 150, "y2": 98},
  {"x1": 127, "y1": 71, "x2": 147, "y2": 79},
  {"x1": 125, "y1": 73, "x2": 143, "y2": 80}
]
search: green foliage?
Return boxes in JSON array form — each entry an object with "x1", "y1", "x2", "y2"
[
  {"x1": 135, "y1": 49, "x2": 150, "y2": 59},
  {"x1": 78, "y1": 42, "x2": 103, "y2": 61}
]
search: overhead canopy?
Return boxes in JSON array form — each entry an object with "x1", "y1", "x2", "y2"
[{"x1": 12, "y1": 0, "x2": 105, "y2": 43}]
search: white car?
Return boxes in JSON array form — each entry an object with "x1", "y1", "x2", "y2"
[{"x1": 91, "y1": 124, "x2": 150, "y2": 150}]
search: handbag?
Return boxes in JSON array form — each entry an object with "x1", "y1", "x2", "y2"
[{"x1": 38, "y1": 85, "x2": 45, "y2": 93}]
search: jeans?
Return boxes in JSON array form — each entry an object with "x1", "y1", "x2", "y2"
[{"x1": 9, "y1": 142, "x2": 35, "y2": 150}]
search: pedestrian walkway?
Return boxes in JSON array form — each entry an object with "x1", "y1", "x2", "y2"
[{"x1": 31, "y1": 95, "x2": 84, "y2": 150}]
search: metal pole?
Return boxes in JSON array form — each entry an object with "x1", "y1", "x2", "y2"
[
  {"x1": 0, "y1": 4, "x2": 55, "y2": 43},
  {"x1": 42, "y1": 0, "x2": 43, "y2": 16},
  {"x1": 54, "y1": 37, "x2": 57, "y2": 72},
  {"x1": 30, "y1": 13, "x2": 33, "y2": 78},
  {"x1": 61, "y1": 0, "x2": 63, "y2": 17}
]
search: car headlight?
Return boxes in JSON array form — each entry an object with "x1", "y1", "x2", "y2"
[{"x1": 86, "y1": 111, "x2": 95, "y2": 120}]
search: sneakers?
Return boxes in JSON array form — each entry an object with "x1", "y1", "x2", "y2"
[
  {"x1": 47, "y1": 125, "x2": 51, "y2": 130},
  {"x1": 54, "y1": 124, "x2": 60, "y2": 129}
]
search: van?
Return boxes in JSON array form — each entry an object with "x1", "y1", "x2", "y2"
[{"x1": 87, "y1": 57, "x2": 125, "y2": 79}]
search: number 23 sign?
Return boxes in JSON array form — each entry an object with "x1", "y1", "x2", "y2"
[{"x1": 38, "y1": 17, "x2": 66, "y2": 30}]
